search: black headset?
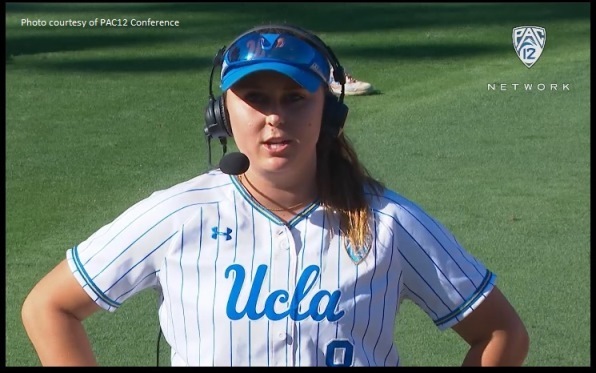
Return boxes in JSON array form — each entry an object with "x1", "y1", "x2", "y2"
[{"x1": 203, "y1": 24, "x2": 349, "y2": 148}]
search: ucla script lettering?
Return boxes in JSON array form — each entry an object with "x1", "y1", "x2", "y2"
[{"x1": 225, "y1": 264, "x2": 344, "y2": 322}]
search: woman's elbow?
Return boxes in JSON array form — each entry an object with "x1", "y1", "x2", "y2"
[{"x1": 506, "y1": 317, "x2": 531, "y2": 365}]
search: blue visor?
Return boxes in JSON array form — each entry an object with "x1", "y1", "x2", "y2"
[{"x1": 220, "y1": 32, "x2": 331, "y2": 93}]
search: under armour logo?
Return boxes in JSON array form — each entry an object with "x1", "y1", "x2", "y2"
[{"x1": 211, "y1": 227, "x2": 232, "y2": 241}]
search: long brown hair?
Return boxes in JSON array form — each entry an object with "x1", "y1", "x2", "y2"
[{"x1": 316, "y1": 123, "x2": 384, "y2": 262}]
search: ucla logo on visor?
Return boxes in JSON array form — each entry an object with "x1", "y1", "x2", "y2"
[{"x1": 220, "y1": 32, "x2": 331, "y2": 92}]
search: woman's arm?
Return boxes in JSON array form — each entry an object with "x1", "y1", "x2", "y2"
[
  {"x1": 21, "y1": 259, "x2": 102, "y2": 366},
  {"x1": 451, "y1": 286, "x2": 530, "y2": 366}
]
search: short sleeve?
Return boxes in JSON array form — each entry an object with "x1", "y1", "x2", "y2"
[
  {"x1": 66, "y1": 186, "x2": 202, "y2": 312},
  {"x1": 389, "y1": 192, "x2": 496, "y2": 330}
]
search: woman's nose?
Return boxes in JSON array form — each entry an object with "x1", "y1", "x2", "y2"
[{"x1": 265, "y1": 113, "x2": 283, "y2": 128}]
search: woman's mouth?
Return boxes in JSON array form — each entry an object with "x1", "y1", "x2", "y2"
[{"x1": 263, "y1": 140, "x2": 291, "y2": 154}]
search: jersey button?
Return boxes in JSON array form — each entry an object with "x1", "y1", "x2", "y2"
[
  {"x1": 277, "y1": 332, "x2": 286, "y2": 341},
  {"x1": 278, "y1": 240, "x2": 290, "y2": 250}
]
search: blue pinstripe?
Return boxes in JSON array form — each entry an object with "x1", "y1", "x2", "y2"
[
  {"x1": 195, "y1": 207, "x2": 204, "y2": 364},
  {"x1": 229, "y1": 328, "x2": 233, "y2": 366},
  {"x1": 230, "y1": 193, "x2": 238, "y2": 366},
  {"x1": 400, "y1": 251, "x2": 454, "y2": 310},
  {"x1": 315, "y1": 211, "x2": 325, "y2": 364},
  {"x1": 361, "y1": 216, "x2": 377, "y2": 365},
  {"x1": 179, "y1": 225, "x2": 189, "y2": 361},
  {"x1": 403, "y1": 283, "x2": 439, "y2": 319},
  {"x1": 164, "y1": 241, "x2": 178, "y2": 357},
  {"x1": 349, "y1": 256, "x2": 359, "y2": 351},
  {"x1": 298, "y1": 219, "x2": 308, "y2": 366},
  {"x1": 114, "y1": 270, "x2": 159, "y2": 302},
  {"x1": 285, "y1": 225, "x2": 291, "y2": 367},
  {"x1": 232, "y1": 191, "x2": 239, "y2": 262},
  {"x1": 267, "y1": 221, "x2": 273, "y2": 366},
  {"x1": 371, "y1": 215, "x2": 391, "y2": 364},
  {"x1": 211, "y1": 203, "x2": 221, "y2": 366},
  {"x1": 248, "y1": 206, "x2": 256, "y2": 366},
  {"x1": 384, "y1": 270, "x2": 402, "y2": 366}
]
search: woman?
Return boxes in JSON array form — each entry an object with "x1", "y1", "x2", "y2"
[{"x1": 21, "y1": 24, "x2": 529, "y2": 367}]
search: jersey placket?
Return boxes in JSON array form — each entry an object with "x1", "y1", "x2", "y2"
[{"x1": 272, "y1": 224, "x2": 298, "y2": 366}]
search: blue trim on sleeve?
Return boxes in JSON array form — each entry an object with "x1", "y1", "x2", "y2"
[
  {"x1": 434, "y1": 269, "x2": 495, "y2": 327},
  {"x1": 72, "y1": 246, "x2": 121, "y2": 308}
]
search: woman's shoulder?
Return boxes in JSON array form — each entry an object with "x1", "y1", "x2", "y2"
[
  {"x1": 145, "y1": 169, "x2": 234, "y2": 202},
  {"x1": 180, "y1": 168, "x2": 234, "y2": 190},
  {"x1": 366, "y1": 185, "x2": 434, "y2": 222},
  {"x1": 365, "y1": 186, "x2": 459, "y2": 242}
]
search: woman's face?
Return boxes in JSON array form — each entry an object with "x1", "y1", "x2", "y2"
[{"x1": 225, "y1": 71, "x2": 325, "y2": 177}]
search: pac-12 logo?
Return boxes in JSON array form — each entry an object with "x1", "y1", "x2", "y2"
[{"x1": 513, "y1": 26, "x2": 546, "y2": 68}]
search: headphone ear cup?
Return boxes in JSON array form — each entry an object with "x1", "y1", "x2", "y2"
[
  {"x1": 322, "y1": 93, "x2": 349, "y2": 137},
  {"x1": 217, "y1": 96, "x2": 232, "y2": 137},
  {"x1": 204, "y1": 96, "x2": 218, "y2": 138},
  {"x1": 203, "y1": 96, "x2": 232, "y2": 139}
]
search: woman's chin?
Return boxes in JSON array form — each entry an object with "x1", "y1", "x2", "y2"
[
  {"x1": 263, "y1": 157, "x2": 293, "y2": 172},
  {"x1": 249, "y1": 153, "x2": 313, "y2": 175}
]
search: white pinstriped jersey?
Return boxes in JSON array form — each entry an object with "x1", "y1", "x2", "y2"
[{"x1": 66, "y1": 169, "x2": 496, "y2": 366}]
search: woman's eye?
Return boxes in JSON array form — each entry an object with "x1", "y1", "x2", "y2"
[
  {"x1": 241, "y1": 91, "x2": 305, "y2": 106},
  {"x1": 244, "y1": 92, "x2": 267, "y2": 104},
  {"x1": 286, "y1": 93, "x2": 305, "y2": 102}
]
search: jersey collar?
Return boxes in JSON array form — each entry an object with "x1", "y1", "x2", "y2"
[{"x1": 229, "y1": 175, "x2": 319, "y2": 228}]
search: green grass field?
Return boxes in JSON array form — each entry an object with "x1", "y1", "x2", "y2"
[{"x1": 5, "y1": 3, "x2": 590, "y2": 367}]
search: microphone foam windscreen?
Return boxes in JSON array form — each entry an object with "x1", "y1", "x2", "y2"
[{"x1": 219, "y1": 152, "x2": 250, "y2": 175}]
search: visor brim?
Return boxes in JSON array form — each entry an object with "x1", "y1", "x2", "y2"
[{"x1": 220, "y1": 62, "x2": 324, "y2": 93}]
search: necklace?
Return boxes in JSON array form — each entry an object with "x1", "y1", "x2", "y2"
[{"x1": 238, "y1": 174, "x2": 313, "y2": 212}]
